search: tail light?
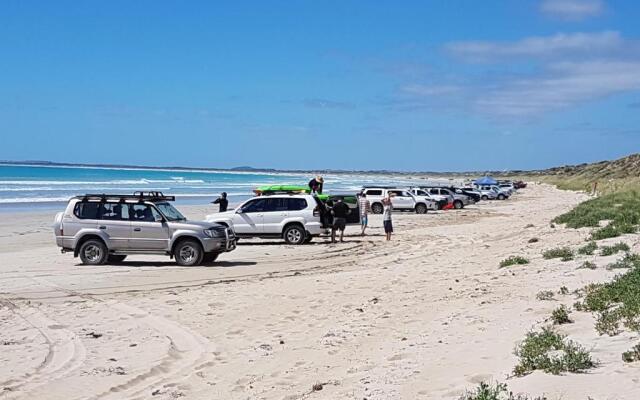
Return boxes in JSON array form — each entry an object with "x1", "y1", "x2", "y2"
[{"x1": 313, "y1": 206, "x2": 320, "y2": 217}]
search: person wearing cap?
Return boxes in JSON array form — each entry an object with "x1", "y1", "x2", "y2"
[
  {"x1": 212, "y1": 192, "x2": 229, "y2": 212},
  {"x1": 308, "y1": 176, "x2": 324, "y2": 194}
]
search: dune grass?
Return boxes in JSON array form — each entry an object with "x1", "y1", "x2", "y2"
[
  {"x1": 577, "y1": 241, "x2": 597, "y2": 255},
  {"x1": 576, "y1": 256, "x2": 640, "y2": 335},
  {"x1": 599, "y1": 242, "x2": 630, "y2": 256},
  {"x1": 459, "y1": 382, "x2": 548, "y2": 400},
  {"x1": 552, "y1": 190, "x2": 640, "y2": 240},
  {"x1": 499, "y1": 256, "x2": 530, "y2": 268},
  {"x1": 513, "y1": 327, "x2": 595, "y2": 376},
  {"x1": 551, "y1": 305, "x2": 572, "y2": 325},
  {"x1": 622, "y1": 344, "x2": 640, "y2": 363},
  {"x1": 542, "y1": 247, "x2": 574, "y2": 261}
]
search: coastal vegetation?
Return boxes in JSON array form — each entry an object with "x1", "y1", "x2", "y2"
[{"x1": 499, "y1": 256, "x2": 529, "y2": 268}]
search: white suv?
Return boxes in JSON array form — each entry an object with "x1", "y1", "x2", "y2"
[
  {"x1": 205, "y1": 194, "x2": 331, "y2": 245},
  {"x1": 362, "y1": 187, "x2": 431, "y2": 214}
]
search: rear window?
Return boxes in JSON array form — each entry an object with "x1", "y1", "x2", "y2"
[
  {"x1": 365, "y1": 190, "x2": 382, "y2": 196},
  {"x1": 287, "y1": 198, "x2": 307, "y2": 211},
  {"x1": 74, "y1": 202, "x2": 100, "y2": 219}
]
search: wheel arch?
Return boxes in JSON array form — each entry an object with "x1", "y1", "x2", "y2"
[
  {"x1": 170, "y1": 234, "x2": 204, "y2": 255},
  {"x1": 74, "y1": 234, "x2": 107, "y2": 257}
]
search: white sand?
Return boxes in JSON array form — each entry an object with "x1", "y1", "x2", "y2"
[{"x1": 1, "y1": 183, "x2": 639, "y2": 399}]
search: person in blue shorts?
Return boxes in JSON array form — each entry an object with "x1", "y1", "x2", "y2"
[{"x1": 358, "y1": 192, "x2": 371, "y2": 236}]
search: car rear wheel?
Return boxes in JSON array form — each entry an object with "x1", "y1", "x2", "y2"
[
  {"x1": 415, "y1": 203, "x2": 427, "y2": 214},
  {"x1": 202, "y1": 252, "x2": 219, "y2": 264},
  {"x1": 79, "y1": 239, "x2": 108, "y2": 265},
  {"x1": 453, "y1": 200, "x2": 463, "y2": 209},
  {"x1": 107, "y1": 255, "x2": 127, "y2": 264},
  {"x1": 481, "y1": 195, "x2": 488, "y2": 201},
  {"x1": 283, "y1": 224, "x2": 306, "y2": 245},
  {"x1": 371, "y1": 203, "x2": 383, "y2": 214},
  {"x1": 498, "y1": 194, "x2": 506, "y2": 200},
  {"x1": 175, "y1": 239, "x2": 204, "y2": 266}
]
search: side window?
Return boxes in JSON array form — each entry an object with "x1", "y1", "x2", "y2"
[
  {"x1": 366, "y1": 190, "x2": 382, "y2": 196},
  {"x1": 389, "y1": 190, "x2": 403, "y2": 197},
  {"x1": 99, "y1": 202, "x2": 127, "y2": 220},
  {"x1": 264, "y1": 198, "x2": 288, "y2": 212},
  {"x1": 74, "y1": 202, "x2": 100, "y2": 219},
  {"x1": 429, "y1": 189, "x2": 438, "y2": 195},
  {"x1": 242, "y1": 199, "x2": 267, "y2": 213},
  {"x1": 416, "y1": 190, "x2": 427, "y2": 196},
  {"x1": 130, "y1": 204, "x2": 159, "y2": 222},
  {"x1": 401, "y1": 191, "x2": 412, "y2": 197},
  {"x1": 287, "y1": 198, "x2": 307, "y2": 211}
]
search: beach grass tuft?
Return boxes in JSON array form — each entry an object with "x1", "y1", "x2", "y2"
[
  {"x1": 500, "y1": 256, "x2": 530, "y2": 268},
  {"x1": 551, "y1": 305, "x2": 572, "y2": 325},
  {"x1": 600, "y1": 242, "x2": 630, "y2": 256},
  {"x1": 513, "y1": 327, "x2": 595, "y2": 376},
  {"x1": 577, "y1": 242, "x2": 597, "y2": 256},
  {"x1": 536, "y1": 290, "x2": 555, "y2": 301},
  {"x1": 543, "y1": 247, "x2": 574, "y2": 261},
  {"x1": 458, "y1": 381, "x2": 548, "y2": 400},
  {"x1": 622, "y1": 344, "x2": 640, "y2": 363},
  {"x1": 576, "y1": 259, "x2": 640, "y2": 335}
]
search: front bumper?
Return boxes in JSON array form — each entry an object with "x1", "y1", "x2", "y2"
[{"x1": 202, "y1": 228, "x2": 237, "y2": 253}]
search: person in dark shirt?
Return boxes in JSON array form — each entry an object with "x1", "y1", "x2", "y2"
[
  {"x1": 212, "y1": 192, "x2": 229, "y2": 212},
  {"x1": 331, "y1": 198, "x2": 350, "y2": 243},
  {"x1": 308, "y1": 176, "x2": 324, "y2": 194}
]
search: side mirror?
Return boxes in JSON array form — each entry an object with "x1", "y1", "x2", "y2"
[
  {"x1": 236, "y1": 208, "x2": 244, "y2": 214},
  {"x1": 155, "y1": 215, "x2": 165, "y2": 222}
]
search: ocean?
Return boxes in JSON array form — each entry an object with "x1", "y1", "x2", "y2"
[{"x1": 0, "y1": 164, "x2": 455, "y2": 212}]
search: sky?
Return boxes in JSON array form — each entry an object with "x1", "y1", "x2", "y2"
[{"x1": 1, "y1": 0, "x2": 639, "y2": 172}]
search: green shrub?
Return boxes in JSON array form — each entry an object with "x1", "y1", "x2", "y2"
[
  {"x1": 500, "y1": 256, "x2": 530, "y2": 268},
  {"x1": 590, "y1": 223, "x2": 637, "y2": 241},
  {"x1": 580, "y1": 261, "x2": 640, "y2": 334},
  {"x1": 606, "y1": 253, "x2": 640, "y2": 270},
  {"x1": 577, "y1": 242, "x2": 597, "y2": 255},
  {"x1": 600, "y1": 242, "x2": 630, "y2": 256},
  {"x1": 559, "y1": 286, "x2": 569, "y2": 295},
  {"x1": 578, "y1": 261, "x2": 597, "y2": 270},
  {"x1": 536, "y1": 290, "x2": 555, "y2": 301},
  {"x1": 554, "y1": 190, "x2": 640, "y2": 229},
  {"x1": 458, "y1": 382, "x2": 548, "y2": 400},
  {"x1": 513, "y1": 327, "x2": 595, "y2": 376},
  {"x1": 622, "y1": 344, "x2": 640, "y2": 363},
  {"x1": 551, "y1": 305, "x2": 572, "y2": 324},
  {"x1": 543, "y1": 247, "x2": 574, "y2": 261}
]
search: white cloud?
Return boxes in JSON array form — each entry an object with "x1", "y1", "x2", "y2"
[
  {"x1": 399, "y1": 84, "x2": 461, "y2": 96},
  {"x1": 475, "y1": 61, "x2": 640, "y2": 117},
  {"x1": 540, "y1": 0, "x2": 604, "y2": 20},
  {"x1": 446, "y1": 31, "x2": 625, "y2": 61}
]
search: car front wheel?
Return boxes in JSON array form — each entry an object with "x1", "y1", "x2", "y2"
[
  {"x1": 79, "y1": 239, "x2": 108, "y2": 265},
  {"x1": 175, "y1": 239, "x2": 204, "y2": 266},
  {"x1": 283, "y1": 225, "x2": 306, "y2": 245},
  {"x1": 415, "y1": 203, "x2": 427, "y2": 214},
  {"x1": 498, "y1": 194, "x2": 506, "y2": 200},
  {"x1": 481, "y1": 195, "x2": 488, "y2": 201},
  {"x1": 453, "y1": 200, "x2": 463, "y2": 209}
]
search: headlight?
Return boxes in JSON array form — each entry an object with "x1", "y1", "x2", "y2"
[{"x1": 203, "y1": 228, "x2": 224, "y2": 238}]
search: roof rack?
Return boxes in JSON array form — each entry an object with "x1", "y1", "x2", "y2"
[{"x1": 76, "y1": 192, "x2": 175, "y2": 202}]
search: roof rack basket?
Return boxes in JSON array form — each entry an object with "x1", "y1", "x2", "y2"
[{"x1": 79, "y1": 192, "x2": 175, "y2": 202}]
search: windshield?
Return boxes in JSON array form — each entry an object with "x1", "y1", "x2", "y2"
[{"x1": 154, "y1": 202, "x2": 186, "y2": 221}]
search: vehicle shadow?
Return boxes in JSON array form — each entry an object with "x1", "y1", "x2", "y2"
[
  {"x1": 237, "y1": 234, "x2": 385, "y2": 246},
  {"x1": 89, "y1": 260, "x2": 258, "y2": 268}
]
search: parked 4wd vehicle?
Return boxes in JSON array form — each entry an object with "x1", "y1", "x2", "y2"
[
  {"x1": 421, "y1": 187, "x2": 472, "y2": 209},
  {"x1": 205, "y1": 193, "x2": 356, "y2": 245},
  {"x1": 408, "y1": 188, "x2": 446, "y2": 210},
  {"x1": 362, "y1": 187, "x2": 431, "y2": 214},
  {"x1": 53, "y1": 192, "x2": 236, "y2": 266}
]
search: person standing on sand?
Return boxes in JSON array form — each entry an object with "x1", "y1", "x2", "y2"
[
  {"x1": 382, "y1": 194, "x2": 393, "y2": 241},
  {"x1": 211, "y1": 192, "x2": 229, "y2": 212},
  {"x1": 358, "y1": 192, "x2": 371, "y2": 236},
  {"x1": 331, "y1": 198, "x2": 350, "y2": 243},
  {"x1": 308, "y1": 176, "x2": 324, "y2": 194}
]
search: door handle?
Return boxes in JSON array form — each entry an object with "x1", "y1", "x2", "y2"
[
  {"x1": 99, "y1": 226, "x2": 107, "y2": 230},
  {"x1": 134, "y1": 227, "x2": 141, "y2": 232}
]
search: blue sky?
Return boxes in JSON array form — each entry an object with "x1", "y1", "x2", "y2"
[{"x1": 1, "y1": 0, "x2": 639, "y2": 171}]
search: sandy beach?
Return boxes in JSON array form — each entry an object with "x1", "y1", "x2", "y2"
[{"x1": 1, "y1": 183, "x2": 639, "y2": 399}]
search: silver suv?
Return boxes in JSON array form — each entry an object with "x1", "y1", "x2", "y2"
[{"x1": 53, "y1": 192, "x2": 236, "y2": 266}]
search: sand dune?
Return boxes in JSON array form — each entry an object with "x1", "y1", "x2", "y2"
[{"x1": 1, "y1": 183, "x2": 639, "y2": 399}]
